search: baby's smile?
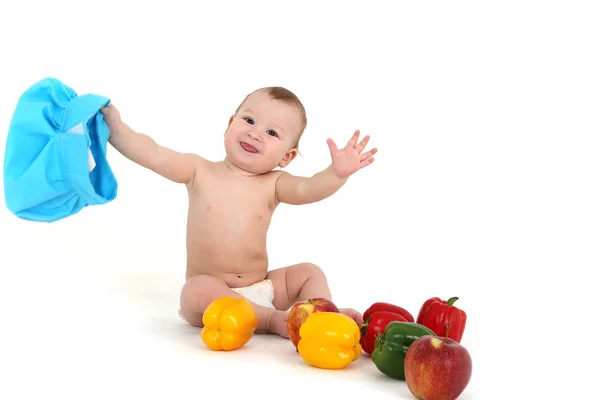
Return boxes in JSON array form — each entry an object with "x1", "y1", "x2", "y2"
[{"x1": 240, "y1": 142, "x2": 259, "y2": 153}]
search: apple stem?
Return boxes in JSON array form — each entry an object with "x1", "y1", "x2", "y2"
[{"x1": 446, "y1": 297, "x2": 459, "y2": 306}]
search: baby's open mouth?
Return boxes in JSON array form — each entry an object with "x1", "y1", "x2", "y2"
[{"x1": 240, "y1": 142, "x2": 258, "y2": 153}]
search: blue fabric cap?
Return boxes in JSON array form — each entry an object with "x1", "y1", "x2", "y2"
[{"x1": 3, "y1": 77, "x2": 118, "y2": 222}]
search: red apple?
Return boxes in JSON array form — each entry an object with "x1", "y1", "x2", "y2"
[
  {"x1": 404, "y1": 334, "x2": 472, "y2": 400},
  {"x1": 287, "y1": 298, "x2": 339, "y2": 348}
]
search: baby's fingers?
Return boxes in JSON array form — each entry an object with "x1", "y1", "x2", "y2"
[
  {"x1": 360, "y1": 147, "x2": 378, "y2": 161},
  {"x1": 346, "y1": 130, "x2": 360, "y2": 149},
  {"x1": 102, "y1": 103, "x2": 118, "y2": 113},
  {"x1": 355, "y1": 134, "x2": 371, "y2": 153},
  {"x1": 360, "y1": 156, "x2": 376, "y2": 168},
  {"x1": 326, "y1": 138, "x2": 339, "y2": 156}
]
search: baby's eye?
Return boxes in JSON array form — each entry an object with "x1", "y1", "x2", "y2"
[
  {"x1": 267, "y1": 129, "x2": 278, "y2": 137},
  {"x1": 244, "y1": 117, "x2": 254, "y2": 125}
]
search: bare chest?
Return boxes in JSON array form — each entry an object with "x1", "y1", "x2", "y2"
[{"x1": 188, "y1": 171, "x2": 278, "y2": 231}]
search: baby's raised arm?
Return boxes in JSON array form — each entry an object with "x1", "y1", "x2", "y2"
[
  {"x1": 275, "y1": 166, "x2": 347, "y2": 205},
  {"x1": 276, "y1": 130, "x2": 377, "y2": 205},
  {"x1": 102, "y1": 104, "x2": 200, "y2": 185}
]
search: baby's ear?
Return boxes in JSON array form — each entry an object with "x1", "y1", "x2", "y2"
[
  {"x1": 224, "y1": 115, "x2": 235, "y2": 136},
  {"x1": 278, "y1": 148, "x2": 298, "y2": 168}
]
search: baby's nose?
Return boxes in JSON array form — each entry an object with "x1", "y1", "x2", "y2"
[{"x1": 247, "y1": 129, "x2": 261, "y2": 141}]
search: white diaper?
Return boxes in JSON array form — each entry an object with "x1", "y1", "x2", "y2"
[{"x1": 232, "y1": 279, "x2": 276, "y2": 309}]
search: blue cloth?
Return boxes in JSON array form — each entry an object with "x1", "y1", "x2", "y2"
[{"x1": 3, "y1": 77, "x2": 118, "y2": 222}]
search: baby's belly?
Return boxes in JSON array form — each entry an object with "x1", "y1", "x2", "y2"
[
  {"x1": 185, "y1": 236, "x2": 269, "y2": 287},
  {"x1": 185, "y1": 202, "x2": 274, "y2": 286}
]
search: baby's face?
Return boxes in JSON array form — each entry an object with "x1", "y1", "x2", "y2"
[{"x1": 224, "y1": 90, "x2": 302, "y2": 174}]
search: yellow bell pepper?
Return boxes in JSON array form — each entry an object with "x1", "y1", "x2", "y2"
[
  {"x1": 297, "y1": 312, "x2": 362, "y2": 369},
  {"x1": 200, "y1": 296, "x2": 258, "y2": 351}
]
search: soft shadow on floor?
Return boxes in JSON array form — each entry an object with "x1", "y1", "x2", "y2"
[{"x1": 81, "y1": 266, "x2": 429, "y2": 398}]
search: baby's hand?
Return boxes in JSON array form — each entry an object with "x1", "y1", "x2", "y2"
[
  {"x1": 100, "y1": 103, "x2": 123, "y2": 135},
  {"x1": 327, "y1": 130, "x2": 377, "y2": 179}
]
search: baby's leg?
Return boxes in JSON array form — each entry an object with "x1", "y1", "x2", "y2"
[
  {"x1": 267, "y1": 263, "x2": 363, "y2": 325},
  {"x1": 179, "y1": 274, "x2": 287, "y2": 336},
  {"x1": 266, "y1": 263, "x2": 332, "y2": 310}
]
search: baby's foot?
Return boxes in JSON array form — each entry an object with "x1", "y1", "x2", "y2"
[
  {"x1": 267, "y1": 310, "x2": 290, "y2": 338},
  {"x1": 339, "y1": 308, "x2": 364, "y2": 325}
]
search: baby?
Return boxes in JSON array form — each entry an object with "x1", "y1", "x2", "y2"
[{"x1": 101, "y1": 87, "x2": 377, "y2": 337}]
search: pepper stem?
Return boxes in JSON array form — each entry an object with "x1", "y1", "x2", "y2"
[
  {"x1": 446, "y1": 297, "x2": 459, "y2": 306},
  {"x1": 358, "y1": 316, "x2": 370, "y2": 333}
]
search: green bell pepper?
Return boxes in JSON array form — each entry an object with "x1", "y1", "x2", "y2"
[{"x1": 371, "y1": 321, "x2": 436, "y2": 380}]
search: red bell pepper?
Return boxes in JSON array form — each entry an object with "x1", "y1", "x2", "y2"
[
  {"x1": 416, "y1": 296, "x2": 467, "y2": 343},
  {"x1": 362, "y1": 302, "x2": 414, "y2": 323},
  {"x1": 360, "y1": 302, "x2": 415, "y2": 355},
  {"x1": 359, "y1": 311, "x2": 409, "y2": 355}
]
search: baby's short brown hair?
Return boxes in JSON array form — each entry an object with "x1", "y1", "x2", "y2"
[{"x1": 236, "y1": 86, "x2": 307, "y2": 152}]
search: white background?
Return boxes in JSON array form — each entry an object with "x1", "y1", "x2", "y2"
[{"x1": 1, "y1": 1, "x2": 599, "y2": 399}]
